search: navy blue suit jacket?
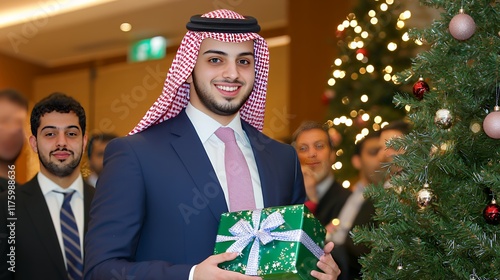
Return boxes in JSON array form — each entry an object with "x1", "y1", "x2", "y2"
[{"x1": 84, "y1": 110, "x2": 306, "y2": 279}]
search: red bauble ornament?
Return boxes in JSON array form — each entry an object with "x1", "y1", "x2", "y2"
[
  {"x1": 483, "y1": 106, "x2": 500, "y2": 139},
  {"x1": 483, "y1": 199, "x2": 500, "y2": 225},
  {"x1": 321, "y1": 94, "x2": 329, "y2": 105},
  {"x1": 412, "y1": 76, "x2": 429, "y2": 100},
  {"x1": 356, "y1": 48, "x2": 368, "y2": 57},
  {"x1": 449, "y1": 9, "x2": 476, "y2": 40},
  {"x1": 335, "y1": 29, "x2": 345, "y2": 38},
  {"x1": 321, "y1": 89, "x2": 335, "y2": 105}
]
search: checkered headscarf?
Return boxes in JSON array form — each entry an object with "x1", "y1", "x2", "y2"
[{"x1": 129, "y1": 9, "x2": 269, "y2": 135}]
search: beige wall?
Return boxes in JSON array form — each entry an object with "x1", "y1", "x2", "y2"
[
  {"x1": 288, "y1": 1, "x2": 357, "y2": 131},
  {"x1": 33, "y1": 61, "x2": 167, "y2": 137},
  {"x1": 34, "y1": 69, "x2": 91, "y2": 108},
  {"x1": 263, "y1": 43, "x2": 290, "y2": 141},
  {"x1": 88, "y1": 60, "x2": 170, "y2": 136}
]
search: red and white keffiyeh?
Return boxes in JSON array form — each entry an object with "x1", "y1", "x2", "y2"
[{"x1": 129, "y1": 9, "x2": 269, "y2": 135}]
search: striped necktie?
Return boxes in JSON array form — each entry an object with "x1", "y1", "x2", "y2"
[
  {"x1": 215, "y1": 127, "x2": 256, "y2": 212},
  {"x1": 54, "y1": 190, "x2": 83, "y2": 280}
]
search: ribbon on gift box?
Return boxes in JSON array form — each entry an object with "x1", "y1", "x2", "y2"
[{"x1": 216, "y1": 209, "x2": 325, "y2": 275}]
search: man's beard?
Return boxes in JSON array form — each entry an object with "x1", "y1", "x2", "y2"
[
  {"x1": 191, "y1": 72, "x2": 251, "y2": 116},
  {"x1": 38, "y1": 148, "x2": 82, "y2": 178}
]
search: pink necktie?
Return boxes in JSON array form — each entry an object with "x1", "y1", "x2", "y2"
[{"x1": 215, "y1": 127, "x2": 256, "y2": 212}]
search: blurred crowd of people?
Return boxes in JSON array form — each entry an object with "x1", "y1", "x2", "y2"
[{"x1": 291, "y1": 119, "x2": 410, "y2": 279}]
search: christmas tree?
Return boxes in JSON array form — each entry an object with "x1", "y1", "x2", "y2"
[
  {"x1": 354, "y1": 0, "x2": 500, "y2": 278},
  {"x1": 324, "y1": 0, "x2": 420, "y2": 187}
]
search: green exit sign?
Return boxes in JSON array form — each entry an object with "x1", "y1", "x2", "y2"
[{"x1": 128, "y1": 36, "x2": 167, "y2": 62}]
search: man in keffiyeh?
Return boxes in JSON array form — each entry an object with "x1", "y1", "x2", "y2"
[{"x1": 84, "y1": 9, "x2": 340, "y2": 280}]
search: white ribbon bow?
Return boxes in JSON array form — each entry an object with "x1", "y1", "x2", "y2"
[{"x1": 216, "y1": 209, "x2": 324, "y2": 275}]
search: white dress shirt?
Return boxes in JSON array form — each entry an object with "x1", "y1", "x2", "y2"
[
  {"x1": 185, "y1": 102, "x2": 264, "y2": 279},
  {"x1": 327, "y1": 181, "x2": 365, "y2": 245},
  {"x1": 316, "y1": 174, "x2": 335, "y2": 202},
  {"x1": 86, "y1": 173, "x2": 98, "y2": 188},
  {"x1": 38, "y1": 172, "x2": 85, "y2": 267}
]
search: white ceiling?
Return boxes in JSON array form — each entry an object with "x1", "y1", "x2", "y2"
[{"x1": 0, "y1": 0, "x2": 288, "y2": 67}]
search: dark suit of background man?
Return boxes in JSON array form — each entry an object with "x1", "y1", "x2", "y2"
[
  {"x1": 291, "y1": 121, "x2": 351, "y2": 228},
  {"x1": 292, "y1": 121, "x2": 352, "y2": 280},
  {"x1": 328, "y1": 131, "x2": 383, "y2": 279},
  {"x1": 0, "y1": 93, "x2": 95, "y2": 280},
  {"x1": 0, "y1": 89, "x2": 28, "y2": 192},
  {"x1": 84, "y1": 9, "x2": 340, "y2": 280}
]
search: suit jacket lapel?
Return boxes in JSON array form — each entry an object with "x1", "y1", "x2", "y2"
[
  {"x1": 242, "y1": 122, "x2": 280, "y2": 207},
  {"x1": 21, "y1": 176, "x2": 68, "y2": 279},
  {"x1": 170, "y1": 111, "x2": 228, "y2": 222},
  {"x1": 83, "y1": 183, "x2": 95, "y2": 234}
]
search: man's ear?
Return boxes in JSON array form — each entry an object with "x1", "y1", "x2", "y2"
[
  {"x1": 352, "y1": 154, "x2": 362, "y2": 170},
  {"x1": 29, "y1": 135, "x2": 38, "y2": 153},
  {"x1": 82, "y1": 134, "x2": 88, "y2": 153}
]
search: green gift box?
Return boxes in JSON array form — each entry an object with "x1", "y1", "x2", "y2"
[{"x1": 213, "y1": 204, "x2": 326, "y2": 279}]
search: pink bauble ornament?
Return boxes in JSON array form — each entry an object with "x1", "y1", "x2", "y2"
[
  {"x1": 483, "y1": 106, "x2": 500, "y2": 139},
  {"x1": 449, "y1": 9, "x2": 476, "y2": 40}
]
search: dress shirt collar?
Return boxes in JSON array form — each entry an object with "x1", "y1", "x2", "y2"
[
  {"x1": 86, "y1": 173, "x2": 98, "y2": 188},
  {"x1": 185, "y1": 102, "x2": 249, "y2": 146},
  {"x1": 38, "y1": 171, "x2": 84, "y2": 197},
  {"x1": 354, "y1": 181, "x2": 366, "y2": 193}
]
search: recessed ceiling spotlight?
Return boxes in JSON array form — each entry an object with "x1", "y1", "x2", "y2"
[{"x1": 120, "y1": 22, "x2": 132, "y2": 32}]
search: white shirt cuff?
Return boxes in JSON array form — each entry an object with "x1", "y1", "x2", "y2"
[{"x1": 188, "y1": 265, "x2": 196, "y2": 280}]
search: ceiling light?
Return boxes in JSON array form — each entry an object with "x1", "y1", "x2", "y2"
[
  {"x1": 0, "y1": 0, "x2": 117, "y2": 28},
  {"x1": 120, "y1": 22, "x2": 132, "y2": 32}
]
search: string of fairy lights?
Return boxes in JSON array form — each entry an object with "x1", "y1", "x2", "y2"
[{"x1": 325, "y1": 0, "x2": 421, "y2": 188}]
